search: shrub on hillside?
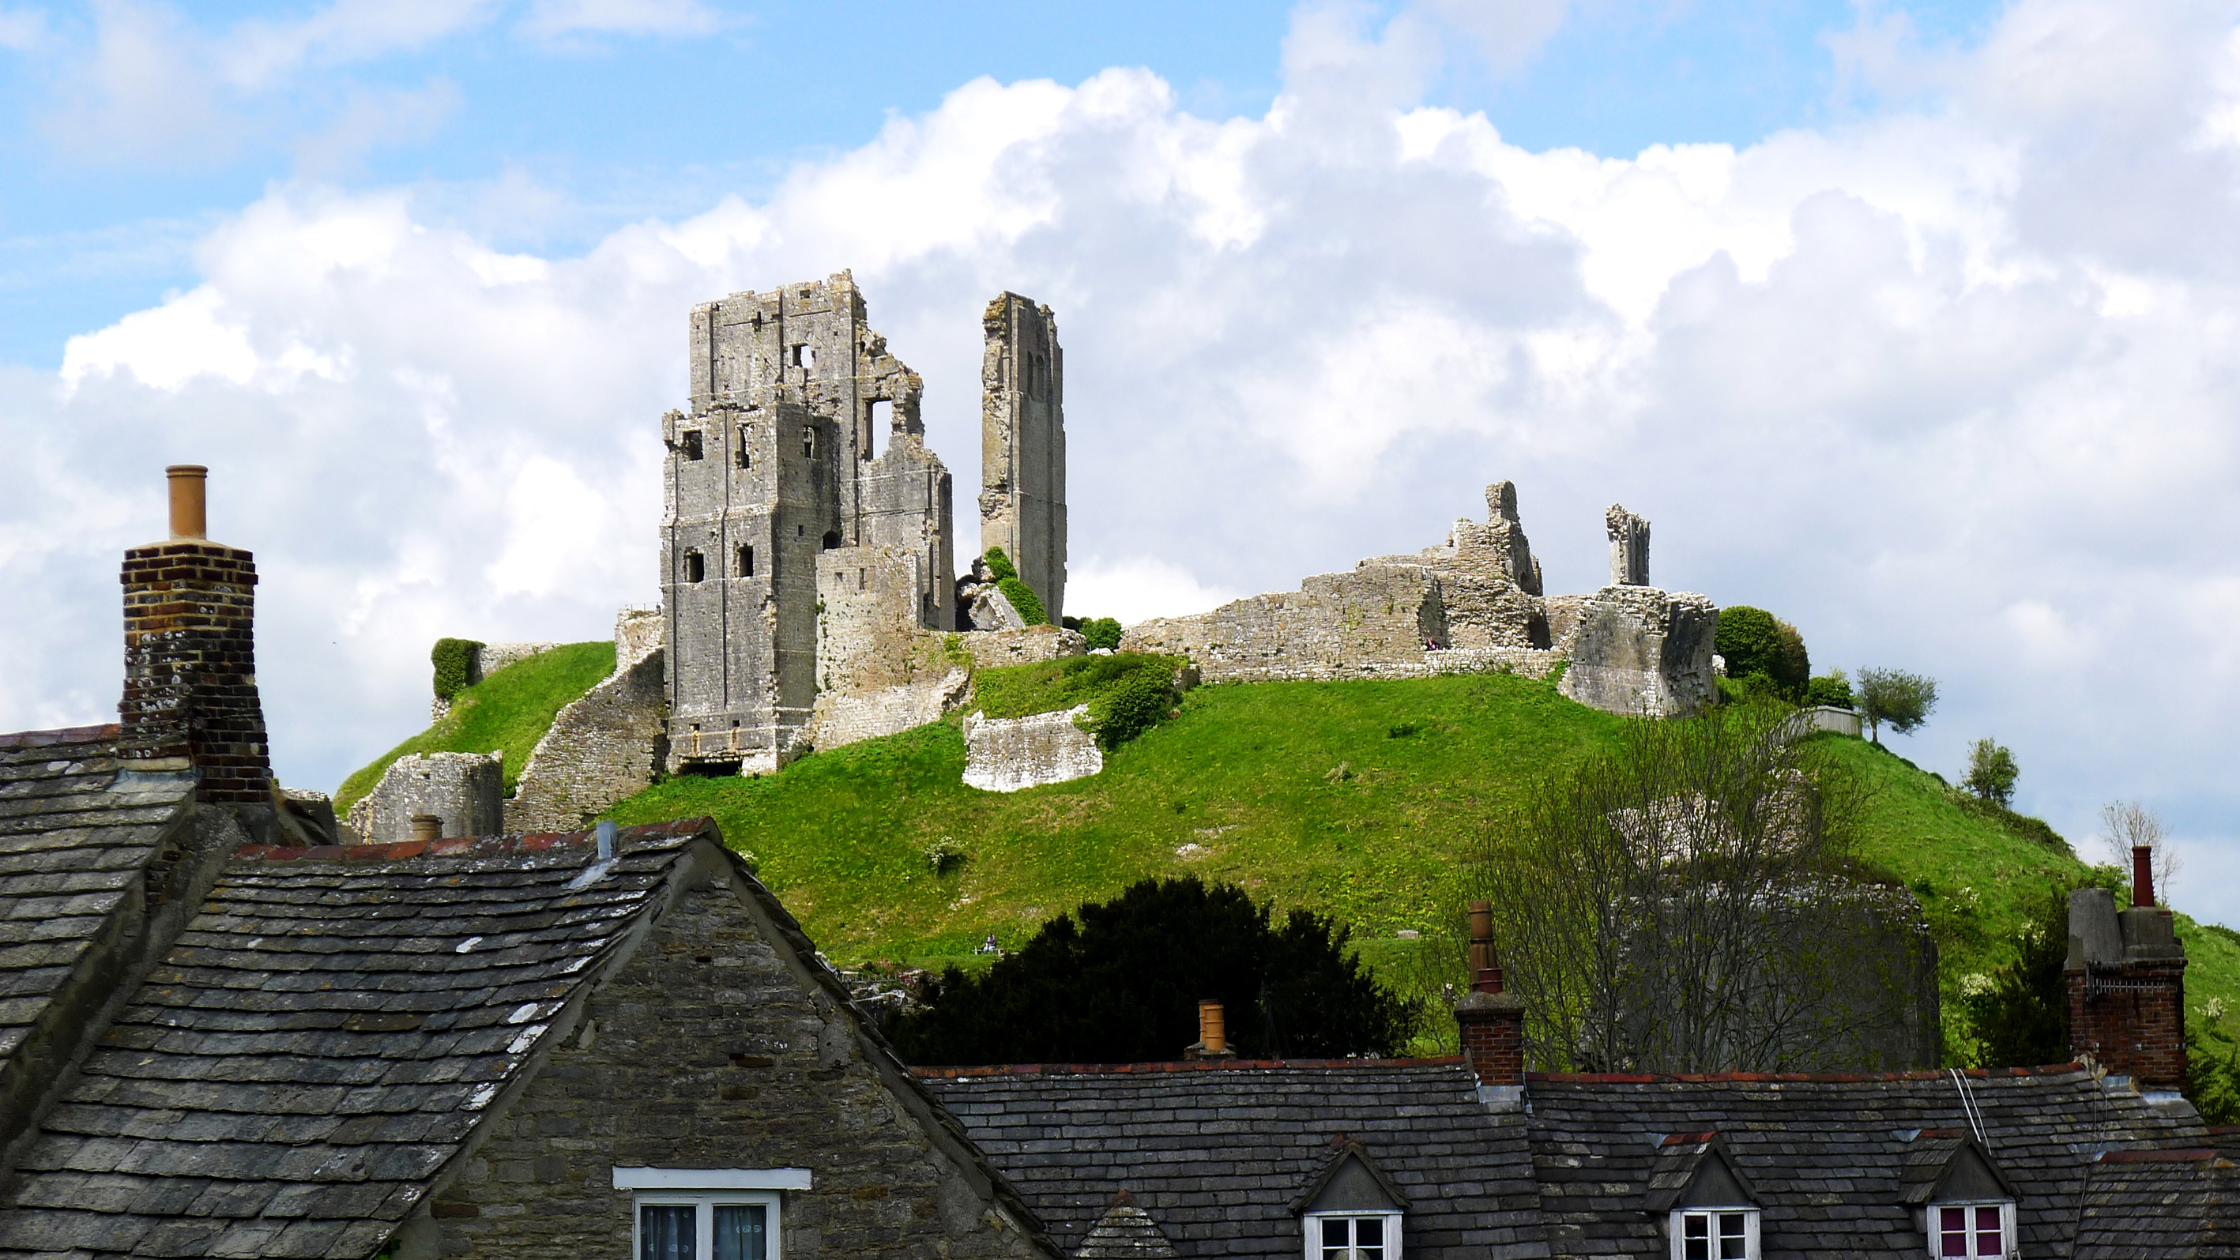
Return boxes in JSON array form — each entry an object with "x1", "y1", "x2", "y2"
[
  {"x1": 1804, "y1": 670, "x2": 1854, "y2": 710},
  {"x1": 1078, "y1": 617, "x2": 1123, "y2": 651},
  {"x1": 431, "y1": 638, "x2": 483, "y2": 701},
  {"x1": 1715, "y1": 607, "x2": 1809, "y2": 701},
  {"x1": 1964, "y1": 738, "x2": 2019, "y2": 807},
  {"x1": 884, "y1": 877, "x2": 1415, "y2": 1064}
]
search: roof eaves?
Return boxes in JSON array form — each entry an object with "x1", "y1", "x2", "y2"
[{"x1": 1284, "y1": 1137, "x2": 1413, "y2": 1215}]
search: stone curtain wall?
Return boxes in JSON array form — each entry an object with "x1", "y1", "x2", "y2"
[
  {"x1": 346, "y1": 752, "x2": 502, "y2": 843},
  {"x1": 962, "y1": 707, "x2": 1103, "y2": 792},
  {"x1": 811, "y1": 671, "x2": 972, "y2": 753},
  {"x1": 118, "y1": 541, "x2": 271, "y2": 803},
  {"x1": 430, "y1": 871, "x2": 1052, "y2": 1260},
  {"x1": 1120, "y1": 565, "x2": 1446, "y2": 683},
  {"x1": 504, "y1": 651, "x2": 668, "y2": 834},
  {"x1": 1557, "y1": 585, "x2": 1719, "y2": 718}
]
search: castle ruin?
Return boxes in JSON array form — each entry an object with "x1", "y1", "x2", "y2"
[{"x1": 663, "y1": 274, "x2": 1070, "y2": 774}]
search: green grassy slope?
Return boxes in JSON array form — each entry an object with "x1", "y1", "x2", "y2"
[
  {"x1": 608, "y1": 671, "x2": 1627, "y2": 961},
  {"x1": 334, "y1": 641, "x2": 614, "y2": 814},
  {"x1": 601, "y1": 671, "x2": 2240, "y2": 1065}
]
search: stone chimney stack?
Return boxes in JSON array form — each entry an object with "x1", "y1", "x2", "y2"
[
  {"x1": 1454, "y1": 900, "x2": 1526, "y2": 1108},
  {"x1": 119, "y1": 465, "x2": 272, "y2": 805},
  {"x1": 2067, "y1": 865, "x2": 2187, "y2": 1096}
]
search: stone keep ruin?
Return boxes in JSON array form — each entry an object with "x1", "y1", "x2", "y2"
[{"x1": 664, "y1": 273, "x2": 1075, "y2": 774}]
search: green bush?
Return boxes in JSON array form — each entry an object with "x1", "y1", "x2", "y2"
[
  {"x1": 431, "y1": 638, "x2": 483, "y2": 701},
  {"x1": 1964, "y1": 738, "x2": 2019, "y2": 807},
  {"x1": 884, "y1": 877, "x2": 1416, "y2": 1064},
  {"x1": 1805, "y1": 670, "x2": 1854, "y2": 710},
  {"x1": 1961, "y1": 884, "x2": 2072, "y2": 1068},
  {"x1": 997, "y1": 576, "x2": 1049, "y2": 625},
  {"x1": 1087, "y1": 668, "x2": 1174, "y2": 750},
  {"x1": 1715, "y1": 607, "x2": 1809, "y2": 701},
  {"x1": 972, "y1": 652, "x2": 1184, "y2": 750},
  {"x1": 1079, "y1": 617, "x2": 1123, "y2": 651},
  {"x1": 981, "y1": 546, "x2": 1018, "y2": 583}
]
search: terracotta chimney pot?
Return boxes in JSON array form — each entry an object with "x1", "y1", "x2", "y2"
[
  {"x1": 410, "y1": 814, "x2": 442, "y2": 844},
  {"x1": 167, "y1": 465, "x2": 207, "y2": 540},
  {"x1": 2133, "y1": 844, "x2": 2156, "y2": 908}
]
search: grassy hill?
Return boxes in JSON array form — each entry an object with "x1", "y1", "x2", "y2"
[{"x1": 333, "y1": 641, "x2": 614, "y2": 815}]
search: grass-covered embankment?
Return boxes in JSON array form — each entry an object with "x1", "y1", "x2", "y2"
[{"x1": 334, "y1": 641, "x2": 614, "y2": 815}]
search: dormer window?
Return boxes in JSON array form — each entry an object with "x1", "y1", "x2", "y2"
[
  {"x1": 1293, "y1": 1140, "x2": 1406, "y2": 1260},
  {"x1": 1931, "y1": 1202, "x2": 2011, "y2": 1258},
  {"x1": 1647, "y1": 1135, "x2": 1760, "y2": 1260},
  {"x1": 1672, "y1": 1209, "x2": 1757, "y2": 1260}
]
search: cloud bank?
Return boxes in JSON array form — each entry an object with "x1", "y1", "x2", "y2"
[{"x1": 9, "y1": 0, "x2": 2240, "y2": 917}]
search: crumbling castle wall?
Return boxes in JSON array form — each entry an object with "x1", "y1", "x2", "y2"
[
  {"x1": 664, "y1": 273, "x2": 952, "y2": 775},
  {"x1": 504, "y1": 609, "x2": 670, "y2": 833},
  {"x1": 1607, "y1": 504, "x2": 1650, "y2": 586},
  {"x1": 347, "y1": 751, "x2": 503, "y2": 844},
  {"x1": 1122, "y1": 563, "x2": 1447, "y2": 683},
  {"x1": 963, "y1": 706, "x2": 1102, "y2": 792},
  {"x1": 979, "y1": 293, "x2": 1066, "y2": 619},
  {"x1": 1557, "y1": 585, "x2": 1718, "y2": 717}
]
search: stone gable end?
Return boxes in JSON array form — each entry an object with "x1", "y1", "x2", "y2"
[{"x1": 430, "y1": 864, "x2": 1049, "y2": 1260}]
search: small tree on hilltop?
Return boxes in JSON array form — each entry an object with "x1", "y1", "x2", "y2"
[
  {"x1": 1964, "y1": 739, "x2": 2018, "y2": 807},
  {"x1": 1855, "y1": 667, "x2": 1937, "y2": 744}
]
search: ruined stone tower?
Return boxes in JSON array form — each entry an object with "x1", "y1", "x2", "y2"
[
  {"x1": 663, "y1": 273, "x2": 953, "y2": 774},
  {"x1": 978, "y1": 293, "x2": 1067, "y2": 620}
]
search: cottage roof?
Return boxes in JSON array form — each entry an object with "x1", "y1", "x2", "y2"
[
  {"x1": 916, "y1": 1059, "x2": 1544, "y2": 1260},
  {"x1": 0, "y1": 819, "x2": 712, "y2": 1259}
]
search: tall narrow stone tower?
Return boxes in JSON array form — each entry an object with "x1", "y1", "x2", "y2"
[
  {"x1": 663, "y1": 273, "x2": 951, "y2": 774},
  {"x1": 978, "y1": 293, "x2": 1067, "y2": 620}
]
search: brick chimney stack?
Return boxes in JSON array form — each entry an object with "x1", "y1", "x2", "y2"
[
  {"x1": 2067, "y1": 855, "x2": 2187, "y2": 1096},
  {"x1": 119, "y1": 465, "x2": 272, "y2": 805},
  {"x1": 1454, "y1": 900, "x2": 1526, "y2": 1109}
]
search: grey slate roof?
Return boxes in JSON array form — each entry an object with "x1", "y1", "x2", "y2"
[
  {"x1": 0, "y1": 819, "x2": 713, "y2": 1260},
  {"x1": 2072, "y1": 1149, "x2": 2240, "y2": 1258},
  {"x1": 1524, "y1": 1067, "x2": 2215, "y2": 1258},
  {"x1": 1075, "y1": 1201, "x2": 1180, "y2": 1259},
  {"x1": 0, "y1": 725, "x2": 193, "y2": 1068},
  {"x1": 918, "y1": 1060, "x2": 1545, "y2": 1260}
]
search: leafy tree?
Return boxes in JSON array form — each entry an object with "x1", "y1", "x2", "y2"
[
  {"x1": 886, "y1": 878, "x2": 1414, "y2": 1065},
  {"x1": 1715, "y1": 606, "x2": 1809, "y2": 701},
  {"x1": 1855, "y1": 667, "x2": 1937, "y2": 743},
  {"x1": 1963, "y1": 884, "x2": 2070, "y2": 1068},
  {"x1": 1804, "y1": 671, "x2": 1854, "y2": 710},
  {"x1": 1474, "y1": 701, "x2": 1918, "y2": 1073},
  {"x1": 1964, "y1": 739, "x2": 2019, "y2": 807},
  {"x1": 1079, "y1": 617, "x2": 1124, "y2": 651},
  {"x1": 2100, "y1": 800, "x2": 2181, "y2": 900}
]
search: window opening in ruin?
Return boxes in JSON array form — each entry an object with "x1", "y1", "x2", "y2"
[
  {"x1": 867, "y1": 399, "x2": 891, "y2": 460},
  {"x1": 858, "y1": 568, "x2": 866, "y2": 591},
  {"x1": 792, "y1": 343, "x2": 815, "y2": 370},
  {"x1": 735, "y1": 426, "x2": 751, "y2": 468},
  {"x1": 683, "y1": 551, "x2": 705, "y2": 583},
  {"x1": 822, "y1": 531, "x2": 841, "y2": 551},
  {"x1": 1028, "y1": 352, "x2": 1047, "y2": 400},
  {"x1": 802, "y1": 427, "x2": 815, "y2": 458},
  {"x1": 681, "y1": 430, "x2": 704, "y2": 461},
  {"x1": 797, "y1": 525, "x2": 804, "y2": 537},
  {"x1": 738, "y1": 546, "x2": 754, "y2": 577}
]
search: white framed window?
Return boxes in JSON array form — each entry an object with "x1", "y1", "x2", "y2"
[
  {"x1": 615, "y1": 1169, "x2": 810, "y2": 1260},
  {"x1": 1669, "y1": 1208, "x2": 1758, "y2": 1260},
  {"x1": 1305, "y1": 1211, "x2": 1402, "y2": 1260},
  {"x1": 1929, "y1": 1201, "x2": 2013, "y2": 1259}
]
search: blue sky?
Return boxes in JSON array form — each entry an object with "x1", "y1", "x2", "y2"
[{"x1": 8, "y1": 0, "x2": 2240, "y2": 927}]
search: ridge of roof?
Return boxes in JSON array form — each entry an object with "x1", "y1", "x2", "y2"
[
  {"x1": 0, "y1": 723, "x2": 120, "y2": 750},
  {"x1": 911, "y1": 1055, "x2": 1467, "y2": 1078},
  {"x1": 1527, "y1": 1062, "x2": 2089, "y2": 1084},
  {"x1": 234, "y1": 817, "x2": 713, "y2": 863}
]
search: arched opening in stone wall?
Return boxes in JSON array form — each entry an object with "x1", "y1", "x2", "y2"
[{"x1": 821, "y1": 531, "x2": 842, "y2": 551}]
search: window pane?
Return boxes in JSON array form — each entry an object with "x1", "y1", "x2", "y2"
[
  {"x1": 1321, "y1": 1216, "x2": 1349, "y2": 1260},
  {"x1": 714, "y1": 1205, "x2": 766, "y2": 1260},
  {"x1": 1357, "y1": 1217, "x2": 1384, "y2": 1260},
  {"x1": 641, "y1": 1206, "x2": 695, "y2": 1260},
  {"x1": 1684, "y1": 1213, "x2": 1709, "y2": 1260},
  {"x1": 1975, "y1": 1206, "x2": 2002, "y2": 1257},
  {"x1": 1718, "y1": 1212, "x2": 1747, "y2": 1259},
  {"x1": 1939, "y1": 1207, "x2": 1967, "y2": 1258}
]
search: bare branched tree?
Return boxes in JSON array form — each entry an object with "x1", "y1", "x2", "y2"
[
  {"x1": 2100, "y1": 800, "x2": 2181, "y2": 897},
  {"x1": 1473, "y1": 702, "x2": 1934, "y2": 1074}
]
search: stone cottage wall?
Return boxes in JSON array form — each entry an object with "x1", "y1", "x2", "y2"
[
  {"x1": 346, "y1": 752, "x2": 503, "y2": 843},
  {"x1": 428, "y1": 866, "x2": 1052, "y2": 1260}
]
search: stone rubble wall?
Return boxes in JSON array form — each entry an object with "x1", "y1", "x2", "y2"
[
  {"x1": 613, "y1": 607, "x2": 661, "y2": 670},
  {"x1": 959, "y1": 624, "x2": 1086, "y2": 669},
  {"x1": 963, "y1": 706, "x2": 1103, "y2": 792},
  {"x1": 347, "y1": 751, "x2": 503, "y2": 844},
  {"x1": 809, "y1": 668, "x2": 972, "y2": 754},
  {"x1": 1557, "y1": 585, "x2": 1719, "y2": 718},
  {"x1": 1119, "y1": 564, "x2": 1444, "y2": 683},
  {"x1": 503, "y1": 650, "x2": 668, "y2": 834}
]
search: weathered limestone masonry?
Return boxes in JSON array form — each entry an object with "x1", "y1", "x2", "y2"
[
  {"x1": 962, "y1": 706, "x2": 1102, "y2": 792},
  {"x1": 118, "y1": 465, "x2": 271, "y2": 804},
  {"x1": 431, "y1": 849, "x2": 1053, "y2": 1260},
  {"x1": 348, "y1": 751, "x2": 503, "y2": 843},
  {"x1": 979, "y1": 293, "x2": 1067, "y2": 620},
  {"x1": 1606, "y1": 503, "x2": 1650, "y2": 585},
  {"x1": 1555, "y1": 584, "x2": 1719, "y2": 718},
  {"x1": 664, "y1": 274, "x2": 956, "y2": 775},
  {"x1": 505, "y1": 608, "x2": 670, "y2": 833}
]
